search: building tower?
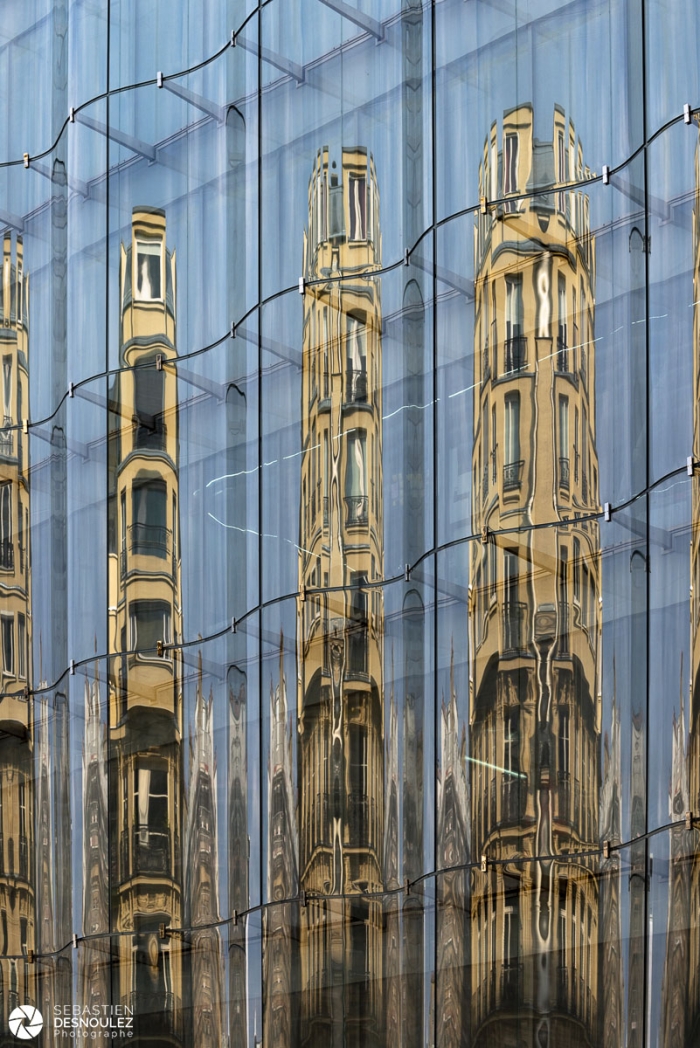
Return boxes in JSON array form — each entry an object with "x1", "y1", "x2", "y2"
[
  {"x1": 107, "y1": 207, "x2": 184, "y2": 1045},
  {"x1": 295, "y1": 146, "x2": 384, "y2": 1048},
  {"x1": 470, "y1": 106, "x2": 602, "y2": 1048},
  {"x1": 0, "y1": 231, "x2": 34, "y2": 1039}
]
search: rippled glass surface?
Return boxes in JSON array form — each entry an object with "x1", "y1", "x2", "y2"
[{"x1": 1, "y1": 0, "x2": 700, "y2": 1044}]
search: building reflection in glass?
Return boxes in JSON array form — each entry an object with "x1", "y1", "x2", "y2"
[
  {"x1": 107, "y1": 208, "x2": 185, "y2": 1044},
  {"x1": 265, "y1": 146, "x2": 385, "y2": 1048},
  {"x1": 469, "y1": 106, "x2": 617, "y2": 1047},
  {"x1": 0, "y1": 231, "x2": 34, "y2": 1030}
]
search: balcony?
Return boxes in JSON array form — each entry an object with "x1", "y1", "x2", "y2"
[
  {"x1": 129, "y1": 523, "x2": 171, "y2": 558},
  {"x1": 123, "y1": 993, "x2": 182, "y2": 1040},
  {"x1": 504, "y1": 336, "x2": 527, "y2": 374},
  {"x1": 0, "y1": 539, "x2": 13, "y2": 570},
  {"x1": 345, "y1": 369, "x2": 368, "y2": 404},
  {"x1": 503, "y1": 460, "x2": 524, "y2": 491},
  {"x1": 500, "y1": 963, "x2": 523, "y2": 1006},
  {"x1": 559, "y1": 457, "x2": 570, "y2": 491},
  {"x1": 134, "y1": 417, "x2": 167, "y2": 451},
  {"x1": 502, "y1": 602, "x2": 528, "y2": 654},
  {"x1": 0, "y1": 417, "x2": 13, "y2": 456},
  {"x1": 344, "y1": 495, "x2": 368, "y2": 526},
  {"x1": 556, "y1": 336, "x2": 569, "y2": 373},
  {"x1": 132, "y1": 828, "x2": 171, "y2": 875}
]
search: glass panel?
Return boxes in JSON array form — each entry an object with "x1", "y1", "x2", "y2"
[{"x1": 435, "y1": 0, "x2": 644, "y2": 221}]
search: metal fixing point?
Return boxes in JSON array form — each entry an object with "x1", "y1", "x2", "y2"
[
  {"x1": 604, "y1": 503, "x2": 612, "y2": 522},
  {"x1": 602, "y1": 165, "x2": 610, "y2": 185},
  {"x1": 23, "y1": 153, "x2": 29, "y2": 169},
  {"x1": 688, "y1": 455, "x2": 695, "y2": 476},
  {"x1": 157, "y1": 71, "x2": 164, "y2": 88},
  {"x1": 685, "y1": 103, "x2": 692, "y2": 124},
  {"x1": 298, "y1": 277, "x2": 305, "y2": 295}
]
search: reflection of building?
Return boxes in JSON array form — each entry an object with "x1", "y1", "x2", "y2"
[
  {"x1": 470, "y1": 107, "x2": 604, "y2": 1047},
  {"x1": 436, "y1": 645, "x2": 470, "y2": 1047},
  {"x1": 107, "y1": 208, "x2": 184, "y2": 1045},
  {"x1": 186, "y1": 655, "x2": 225, "y2": 1048},
  {"x1": 683, "y1": 129, "x2": 700, "y2": 1046},
  {"x1": 0, "y1": 231, "x2": 34, "y2": 1038},
  {"x1": 293, "y1": 146, "x2": 384, "y2": 1048}
]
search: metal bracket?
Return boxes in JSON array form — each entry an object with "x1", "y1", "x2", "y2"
[
  {"x1": 404, "y1": 249, "x2": 410, "y2": 267},
  {"x1": 300, "y1": 583, "x2": 306, "y2": 603},
  {"x1": 603, "y1": 840, "x2": 611, "y2": 859},
  {"x1": 157, "y1": 71, "x2": 164, "y2": 88},
  {"x1": 72, "y1": 934, "x2": 78, "y2": 949},
  {"x1": 230, "y1": 321, "x2": 236, "y2": 339},
  {"x1": 404, "y1": 877, "x2": 411, "y2": 896},
  {"x1": 685, "y1": 103, "x2": 692, "y2": 125},
  {"x1": 480, "y1": 854, "x2": 487, "y2": 873},
  {"x1": 232, "y1": 910, "x2": 238, "y2": 926},
  {"x1": 27, "y1": 949, "x2": 35, "y2": 963},
  {"x1": 404, "y1": 564, "x2": 410, "y2": 582},
  {"x1": 602, "y1": 165, "x2": 610, "y2": 185},
  {"x1": 230, "y1": 29, "x2": 236, "y2": 47},
  {"x1": 68, "y1": 382, "x2": 75, "y2": 398},
  {"x1": 688, "y1": 456, "x2": 695, "y2": 476},
  {"x1": 159, "y1": 923, "x2": 168, "y2": 940},
  {"x1": 686, "y1": 810, "x2": 694, "y2": 830},
  {"x1": 23, "y1": 153, "x2": 30, "y2": 169},
  {"x1": 481, "y1": 524, "x2": 489, "y2": 544},
  {"x1": 300, "y1": 890, "x2": 307, "y2": 908},
  {"x1": 298, "y1": 277, "x2": 305, "y2": 295},
  {"x1": 156, "y1": 353, "x2": 163, "y2": 371},
  {"x1": 69, "y1": 107, "x2": 76, "y2": 123},
  {"x1": 70, "y1": 660, "x2": 76, "y2": 675},
  {"x1": 231, "y1": 617, "x2": 237, "y2": 634},
  {"x1": 22, "y1": 419, "x2": 28, "y2": 434},
  {"x1": 156, "y1": 640, "x2": 164, "y2": 657},
  {"x1": 604, "y1": 503, "x2": 612, "y2": 522}
]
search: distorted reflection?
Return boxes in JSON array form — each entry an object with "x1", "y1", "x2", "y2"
[
  {"x1": 469, "y1": 106, "x2": 613, "y2": 1047},
  {"x1": 0, "y1": 231, "x2": 35, "y2": 1026}
]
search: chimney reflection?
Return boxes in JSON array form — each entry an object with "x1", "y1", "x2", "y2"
[{"x1": 470, "y1": 106, "x2": 613, "y2": 1046}]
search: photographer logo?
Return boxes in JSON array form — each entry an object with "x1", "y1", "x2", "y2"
[{"x1": 8, "y1": 1006, "x2": 43, "y2": 1040}]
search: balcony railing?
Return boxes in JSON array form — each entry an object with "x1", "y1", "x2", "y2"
[
  {"x1": 559, "y1": 456, "x2": 570, "y2": 491},
  {"x1": 500, "y1": 963, "x2": 523, "y2": 1006},
  {"x1": 482, "y1": 464, "x2": 489, "y2": 503},
  {"x1": 501, "y1": 779, "x2": 525, "y2": 823},
  {"x1": 347, "y1": 795, "x2": 375, "y2": 847},
  {"x1": 558, "y1": 601, "x2": 570, "y2": 655},
  {"x1": 323, "y1": 496, "x2": 329, "y2": 528},
  {"x1": 502, "y1": 601, "x2": 528, "y2": 654},
  {"x1": 581, "y1": 468, "x2": 588, "y2": 503},
  {"x1": 556, "y1": 336, "x2": 569, "y2": 373},
  {"x1": 344, "y1": 495, "x2": 368, "y2": 526},
  {"x1": 504, "y1": 336, "x2": 527, "y2": 373},
  {"x1": 557, "y1": 771, "x2": 571, "y2": 821},
  {"x1": 19, "y1": 835, "x2": 28, "y2": 879},
  {"x1": 134, "y1": 417, "x2": 167, "y2": 451},
  {"x1": 132, "y1": 828, "x2": 171, "y2": 875},
  {"x1": 0, "y1": 417, "x2": 13, "y2": 455},
  {"x1": 123, "y1": 993, "x2": 182, "y2": 1040},
  {"x1": 345, "y1": 369, "x2": 368, "y2": 403},
  {"x1": 0, "y1": 539, "x2": 13, "y2": 570},
  {"x1": 129, "y1": 523, "x2": 171, "y2": 558},
  {"x1": 503, "y1": 460, "x2": 524, "y2": 491}
]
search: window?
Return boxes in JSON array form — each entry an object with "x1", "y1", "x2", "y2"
[
  {"x1": 559, "y1": 710, "x2": 570, "y2": 775},
  {"x1": 135, "y1": 765, "x2": 168, "y2": 844},
  {"x1": 2, "y1": 356, "x2": 11, "y2": 425},
  {"x1": 503, "y1": 132, "x2": 519, "y2": 210},
  {"x1": 559, "y1": 396, "x2": 569, "y2": 491},
  {"x1": 135, "y1": 240, "x2": 162, "y2": 301},
  {"x1": 345, "y1": 430, "x2": 367, "y2": 525},
  {"x1": 0, "y1": 483, "x2": 11, "y2": 569},
  {"x1": 573, "y1": 538, "x2": 581, "y2": 601},
  {"x1": 132, "y1": 479, "x2": 167, "y2": 556},
  {"x1": 557, "y1": 276, "x2": 568, "y2": 369},
  {"x1": 17, "y1": 614, "x2": 25, "y2": 680},
  {"x1": 346, "y1": 314, "x2": 367, "y2": 402},
  {"x1": 129, "y1": 600, "x2": 171, "y2": 653},
  {"x1": 1, "y1": 616, "x2": 13, "y2": 677},
  {"x1": 348, "y1": 573, "x2": 368, "y2": 674},
  {"x1": 134, "y1": 364, "x2": 165, "y2": 450},
  {"x1": 504, "y1": 394, "x2": 521, "y2": 490},
  {"x1": 348, "y1": 176, "x2": 366, "y2": 240},
  {"x1": 504, "y1": 276, "x2": 524, "y2": 371},
  {"x1": 503, "y1": 709, "x2": 521, "y2": 821}
]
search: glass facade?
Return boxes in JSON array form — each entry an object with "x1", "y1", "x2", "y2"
[{"x1": 0, "y1": 0, "x2": 699, "y2": 1045}]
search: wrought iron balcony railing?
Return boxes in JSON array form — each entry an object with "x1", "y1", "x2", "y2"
[
  {"x1": 504, "y1": 336, "x2": 527, "y2": 373},
  {"x1": 503, "y1": 460, "x2": 524, "y2": 491},
  {"x1": 559, "y1": 456, "x2": 570, "y2": 491},
  {"x1": 344, "y1": 495, "x2": 368, "y2": 526}
]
